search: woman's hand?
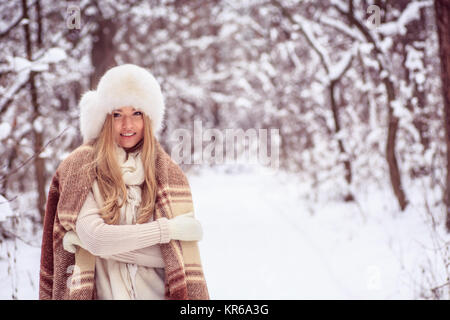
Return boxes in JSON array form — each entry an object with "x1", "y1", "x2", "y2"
[
  {"x1": 63, "y1": 231, "x2": 85, "y2": 253},
  {"x1": 166, "y1": 212, "x2": 203, "y2": 242}
]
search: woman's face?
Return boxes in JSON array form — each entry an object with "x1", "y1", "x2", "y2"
[{"x1": 112, "y1": 106, "x2": 144, "y2": 149}]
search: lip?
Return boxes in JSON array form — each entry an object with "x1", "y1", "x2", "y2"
[{"x1": 120, "y1": 133, "x2": 136, "y2": 138}]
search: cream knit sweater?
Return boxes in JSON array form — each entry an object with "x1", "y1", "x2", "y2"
[{"x1": 74, "y1": 145, "x2": 170, "y2": 300}]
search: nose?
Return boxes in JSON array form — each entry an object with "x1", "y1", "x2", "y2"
[{"x1": 122, "y1": 115, "x2": 133, "y2": 129}]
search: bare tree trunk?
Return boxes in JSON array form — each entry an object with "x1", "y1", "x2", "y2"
[
  {"x1": 434, "y1": 0, "x2": 450, "y2": 232},
  {"x1": 272, "y1": 0, "x2": 355, "y2": 200},
  {"x1": 22, "y1": 0, "x2": 46, "y2": 222},
  {"x1": 329, "y1": 80, "x2": 354, "y2": 201},
  {"x1": 332, "y1": 1, "x2": 408, "y2": 210},
  {"x1": 384, "y1": 77, "x2": 408, "y2": 210},
  {"x1": 399, "y1": 1, "x2": 429, "y2": 179},
  {"x1": 90, "y1": 4, "x2": 117, "y2": 89}
]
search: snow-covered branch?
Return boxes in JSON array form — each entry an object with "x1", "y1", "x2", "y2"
[{"x1": 377, "y1": 1, "x2": 433, "y2": 36}]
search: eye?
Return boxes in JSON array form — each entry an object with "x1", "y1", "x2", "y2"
[
  {"x1": 134, "y1": 111, "x2": 143, "y2": 116},
  {"x1": 113, "y1": 112, "x2": 121, "y2": 118}
]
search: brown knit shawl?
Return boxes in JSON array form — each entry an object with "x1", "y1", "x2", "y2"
[{"x1": 39, "y1": 141, "x2": 209, "y2": 300}]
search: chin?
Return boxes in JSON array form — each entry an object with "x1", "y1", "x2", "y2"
[
  {"x1": 116, "y1": 138, "x2": 138, "y2": 149},
  {"x1": 121, "y1": 142, "x2": 137, "y2": 148}
]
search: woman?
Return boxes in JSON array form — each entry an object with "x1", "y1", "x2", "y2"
[{"x1": 39, "y1": 64, "x2": 209, "y2": 300}]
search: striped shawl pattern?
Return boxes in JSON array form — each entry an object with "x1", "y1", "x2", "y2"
[{"x1": 39, "y1": 141, "x2": 209, "y2": 300}]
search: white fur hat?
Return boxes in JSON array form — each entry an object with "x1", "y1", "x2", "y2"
[{"x1": 79, "y1": 64, "x2": 165, "y2": 143}]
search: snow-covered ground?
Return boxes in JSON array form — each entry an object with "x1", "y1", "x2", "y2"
[
  {"x1": 0, "y1": 164, "x2": 449, "y2": 299},
  {"x1": 192, "y1": 165, "x2": 449, "y2": 299}
]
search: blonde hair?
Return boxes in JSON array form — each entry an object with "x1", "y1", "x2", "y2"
[{"x1": 90, "y1": 113, "x2": 158, "y2": 225}]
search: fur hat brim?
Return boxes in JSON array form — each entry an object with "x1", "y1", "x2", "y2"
[{"x1": 78, "y1": 64, "x2": 165, "y2": 143}]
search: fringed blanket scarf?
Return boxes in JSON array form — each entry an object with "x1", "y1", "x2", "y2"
[{"x1": 39, "y1": 141, "x2": 209, "y2": 300}]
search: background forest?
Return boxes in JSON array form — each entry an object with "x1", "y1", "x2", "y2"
[{"x1": 0, "y1": 0, "x2": 449, "y2": 299}]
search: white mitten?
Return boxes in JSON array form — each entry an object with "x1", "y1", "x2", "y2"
[
  {"x1": 167, "y1": 212, "x2": 203, "y2": 242},
  {"x1": 63, "y1": 231, "x2": 85, "y2": 253}
]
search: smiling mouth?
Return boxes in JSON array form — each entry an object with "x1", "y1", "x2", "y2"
[{"x1": 121, "y1": 133, "x2": 136, "y2": 137}]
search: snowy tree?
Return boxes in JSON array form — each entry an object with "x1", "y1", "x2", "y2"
[{"x1": 434, "y1": 0, "x2": 450, "y2": 232}]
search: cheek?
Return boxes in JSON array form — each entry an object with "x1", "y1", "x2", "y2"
[
  {"x1": 136, "y1": 120, "x2": 144, "y2": 137},
  {"x1": 113, "y1": 121, "x2": 122, "y2": 136}
]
